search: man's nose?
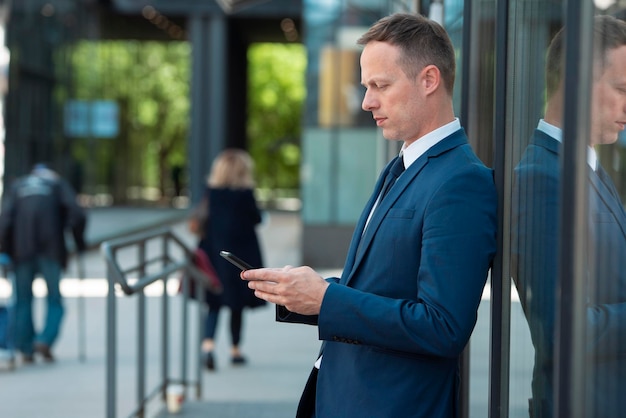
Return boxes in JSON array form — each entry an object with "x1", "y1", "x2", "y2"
[{"x1": 362, "y1": 91, "x2": 376, "y2": 111}]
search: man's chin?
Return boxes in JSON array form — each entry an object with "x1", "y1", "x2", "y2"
[
  {"x1": 595, "y1": 129, "x2": 620, "y2": 145},
  {"x1": 605, "y1": 132, "x2": 620, "y2": 144},
  {"x1": 381, "y1": 130, "x2": 401, "y2": 141}
]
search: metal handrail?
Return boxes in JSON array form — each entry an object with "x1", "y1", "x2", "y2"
[{"x1": 102, "y1": 227, "x2": 218, "y2": 418}]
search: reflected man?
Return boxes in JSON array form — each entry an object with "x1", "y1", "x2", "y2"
[{"x1": 512, "y1": 15, "x2": 626, "y2": 418}]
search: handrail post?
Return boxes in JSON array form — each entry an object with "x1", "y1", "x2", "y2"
[
  {"x1": 102, "y1": 227, "x2": 205, "y2": 418},
  {"x1": 106, "y1": 247, "x2": 117, "y2": 418},
  {"x1": 137, "y1": 241, "x2": 147, "y2": 418},
  {"x1": 181, "y1": 265, "x2": 189, "y2": 394},
  {"x1": 196, "y1": 281, "x2": 205, "y2": 399},
  {"x1": 161, "y1": 234, "x2": 169, "y2": 400}
]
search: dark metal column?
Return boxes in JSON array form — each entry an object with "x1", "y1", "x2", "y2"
[
  {"x1": 188, "y1": 12, "x2": 227, "y2": 204},
  {"x1": 459, "y1": 3, "x2": 474, "y2": 417},
  {"x1": 490, "y1": 0, "x2": 511, "y2": 416},
  {"x1": 555, "y1": 0, "x2": 593, "y2": 416},
  {"x1": 207, "y1": 13, "x2": 227, "y2": 167},
  {"x1": 189, "y1": 14, "x2": 210, "y2": 204}
]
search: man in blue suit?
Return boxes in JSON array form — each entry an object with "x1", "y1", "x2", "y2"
[
  {"x1": 512, "y1": 15, "x2": 626, "y2": 418},
  {"x1": 243, "y1": 13, "x2": 497, "y2": 418}
]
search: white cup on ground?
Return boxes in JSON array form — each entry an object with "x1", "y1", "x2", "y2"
[{"x1": 166, "y1": 384, "x2": 185, "y2": 414}]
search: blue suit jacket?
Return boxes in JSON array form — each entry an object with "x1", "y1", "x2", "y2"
[
  {"x1": 512, "y1": 130, "x2": 626, "y2": 418},
  {"x1": 283, "y1": 129, "x2": 497, "y2": 418}
]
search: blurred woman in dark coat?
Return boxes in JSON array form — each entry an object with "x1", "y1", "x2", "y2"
[{"x1": 198, "y1": 149, "x2": 266, "y2": 370}]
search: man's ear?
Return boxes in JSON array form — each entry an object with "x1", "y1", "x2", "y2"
[{"x1": 419, "y1": 64, "x2": 441, "y2": 95}]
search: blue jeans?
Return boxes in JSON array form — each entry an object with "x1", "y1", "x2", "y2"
[{"x1": 13, "y1": 257, "x2": 63, "y2": 355}]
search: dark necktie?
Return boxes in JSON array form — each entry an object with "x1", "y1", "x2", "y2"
[{"x1": 379, "y1": 155, "x2": 405, "y2": 202}]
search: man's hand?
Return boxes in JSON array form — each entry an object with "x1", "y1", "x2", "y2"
[{"x1": 242, "y1": 266, "x2": 330, "y2": 315}]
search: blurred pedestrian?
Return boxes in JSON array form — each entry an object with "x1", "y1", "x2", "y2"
[
  {"x1": 0, "y1": 163, "x2": 87, "y2": 363},
  {"x1": 171, "y1": 164, "x2": 184, "y2": 198},
  {"x1": 195, "y1": 149, "x2": 265, "y2": 370}
]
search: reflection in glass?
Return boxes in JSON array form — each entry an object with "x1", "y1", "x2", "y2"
[{"x1": 512, "y1": 15, "x2": 626, "y2": 418}]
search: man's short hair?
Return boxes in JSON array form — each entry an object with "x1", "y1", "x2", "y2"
[
  {"x1": 357, "y1": 13, "x2": 456, "y2": 95},
  {"x1": 546, "y1": 15, "x2": 626, "y2": 98}
]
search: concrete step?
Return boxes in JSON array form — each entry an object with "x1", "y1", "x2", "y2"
[{"x1": 154, "y1": 400, "x2": 297, "y2": 418}]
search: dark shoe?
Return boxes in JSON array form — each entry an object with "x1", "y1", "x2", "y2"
[
  {"x1": 204, "y1": 351, "x2": 215, "y2": 371},
  {"x1": 34, "y1": 342, "x2": 55, "y2": 362},
  {"x1": 231, "y1": 354, "x2": 246, "y2": 365},
  {"x1": 22, "y1": 354, "x2": 35, "y2": 364}
]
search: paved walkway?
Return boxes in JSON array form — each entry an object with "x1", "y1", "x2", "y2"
[{"x1": 0, "y1": 207, "x2": 333, "y2": 418}]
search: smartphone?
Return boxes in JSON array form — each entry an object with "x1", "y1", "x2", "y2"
[{"x1": 220, "y1": 251, "x2": 254, "y2": 271}]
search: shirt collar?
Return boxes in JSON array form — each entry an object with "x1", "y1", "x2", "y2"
[
  {"x1": 537, "y1": 119, "x2": 597, "y2": 171},
  {"x1": 400, "y1": 118, "x2": 461, "y2": 169}
]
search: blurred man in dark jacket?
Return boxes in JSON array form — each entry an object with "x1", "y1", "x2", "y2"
[{"x1": 0, "y1": 163, "x2": 87, "y2": 363}]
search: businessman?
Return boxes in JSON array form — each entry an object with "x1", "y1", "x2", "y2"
[
  {"x1": 243, "y1": 13, "x2": 497, "y2": 418},
  {"x1": 512, "y1": 15, "x2": 626, "y2": 418}
]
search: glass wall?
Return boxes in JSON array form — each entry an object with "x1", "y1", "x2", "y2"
[
  {"x1": 300, "y1": 0, "x2": 387, "y2": 266},
  {"x1": 493, "y1": 0, "x2": 626, "y2": 417},
  {"x1": 441, "y1": 0, "x2": 626, "y2": 415},
  {"x1": 301, "y1": 0, "x2": 384, "y2": 229},
  {"x1": 505, "y1": 2, "x2": 563, "y2": 416}
]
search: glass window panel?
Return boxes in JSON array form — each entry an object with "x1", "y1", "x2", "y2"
[
  {"x1": 508, "y1": 1, "x2": 564, "y2": 417},
  {"x1": 461, "y1": 0, "x2": 498, "y2": 416},
  {"x1": 509, "y1": 5, "x2": 626, "y2": 418},
  {"x1": 301, "y1": 0, "x2": 387, "y2": 225},
  {"x1": 584, "y1": 11, "x2": 626, "y2": 417}
]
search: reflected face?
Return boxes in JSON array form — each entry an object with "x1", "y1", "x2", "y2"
[
  {"x1": 360, "y1": 41, "x2": 426, "y2": 145},
  {"x1": 591, "y1": 45, "x2": 626, "y2": 146}
]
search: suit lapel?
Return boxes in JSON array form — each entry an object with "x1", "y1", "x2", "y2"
[
  {"x1": 349, "y1": 155, "x2": 429, "y2": 272},
  {"x1": 590, "y1": 166, "x2": 626, "y2": 239},
  {"x1": 344, "y1": 130, "x2": 469, "y2": 284},
  {"x1": 341, "y1": 162, "x2": 390, "y2": 280}
]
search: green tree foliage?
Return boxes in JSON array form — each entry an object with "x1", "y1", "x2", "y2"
[
  {"x1": 247, "y1": 43, "x2": 306, "y2": 194},
  {"x1": 69, "y1": 40, "x2": 190, "y2": 202}
]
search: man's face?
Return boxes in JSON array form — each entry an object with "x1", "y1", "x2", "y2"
[
  {"x1": 590, "y1": 45, "x2": 626, "y2": 146},
  {"x1": 360, "y1": 41, "x2": 427, "y2": 145}
]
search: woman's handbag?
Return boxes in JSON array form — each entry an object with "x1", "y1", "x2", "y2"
[{"x1": 178, "y1": 247, "x2": 222, "y2": 299}]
